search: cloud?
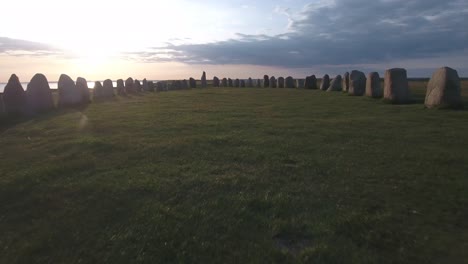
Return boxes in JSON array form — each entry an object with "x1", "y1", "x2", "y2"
[
  {"x1": 0, "y1": 37, "x2": 63, "y2": 57},
  {"x1": 134, "y1": 0, "x2": 468, "y2": 70}
]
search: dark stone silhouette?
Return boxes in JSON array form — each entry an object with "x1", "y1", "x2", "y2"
[
  {"x1": 247, "y1": 78, "x2": 253, "y2": 87},
  {"x1": 257, "y1": 79, "x2": 262, "y2": 88},
  {"x1": 304, "y1": 75, "x2": 317, "y2": 89},
  {"x1": 296, "y1": 79, "x2": 304, "y2": 88},
  {"x1": 269, "y1": 76, "x2": 277, "y2": 88},
  {"x1": 103, "y1": 79, "x2": 114, "y2": 98},
  {"x1": 116, "y1": 79, "x2": 125, "y2": 95},
  {"x1": 320, "y1": 74, "x2": 330, "y2": 91},
  {"x1": 349, "y1": 70, "x2": 366, "y2": 96},
  {"x1": 58, "y1": 74, "x2": 81, "y2": 107},
  {"x1": 76, "y1": 77, "x2": 91, "y2": 103},
  {"x1": 228, "y1": 78, "x2": 233, "y2": 87},
  {"x1": 142, "y1": 79, "x2": 149, "y2": 91},
  {"x1": 425, "y1": 67, "x2": 462, "y2": 109},
  {"x1": 285, "y1": 77, "x2": 295, "y2": 88},
  {"x1": 327, "y1": 75, "x2": 342, "y2": 92},
  {"x1": 93, "y1": 81, "x2": 105, "y2": 99},
  {"x1": 26, "y1": 73, "x2": 54, "y2": 113},
  {"x1": 3, "y1": 74, "x2": 26, "y2": 115},
  {"x1": 201, "y1": 71, "x2": 207, "y2": 88},
  {"x1": 343, "y1": 72, "x2": 350, "y2": 92},
  {"x1": 263, "y1": 75, "x2": 270, "y2": 88},
  {"x1": 134, "y1": 80, "x2": 142, "y2": 92},
  {"x1": 125, "y1": 78, "x2": 135, "y2": 93},
  {"x1": 222, "y1": 78, "x2": 228, "y2": 87},
  {"x1": 213, "y1": 77, "x2": 220, "y2": 87},
  {"x1": 384, "y1": 68, "x2": 411, "y2": 104},
  {"x1": 240, "y1": 80, "x2": 246, "y2": 87},
  {"x1": 189, "y1": 78, "x2": 196, "y2": 88},
  {"x1": 278, "y1": 77, "x2": 285, "y2": 88},
  {"x1": 366, "y1": 72, "x2": 382, "y2": 98}
]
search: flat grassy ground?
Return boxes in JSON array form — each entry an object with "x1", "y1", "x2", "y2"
[{"x1": 1, "y1": 82, "x2": 468, "y2": 263}]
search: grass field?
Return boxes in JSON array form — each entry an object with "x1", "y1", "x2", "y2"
[{"x1": 1, "y1": 82, "x2": 468, "y2": 263}]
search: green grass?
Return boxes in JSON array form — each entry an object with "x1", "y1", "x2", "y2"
[{"x1": 1, "y1": 83, "x2": 468, "y2": 263}]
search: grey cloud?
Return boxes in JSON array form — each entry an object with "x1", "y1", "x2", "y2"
[
  {"x1": 0, "y1": 37, "x2": 62, "y2": 56},
  {"x1": 135, "y1": 0, "x2": 468, "y2": 70}
]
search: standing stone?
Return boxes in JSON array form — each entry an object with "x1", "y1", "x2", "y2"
[
  {"x1": 142, "y1": 79, "x2": 149, "y2": 91},
  {"x1": 296, "y1": 79, "x2": 305, "y2": 88},
  {"x1": 116, "y1": 79, "x2": 125, "y2": 95},
  {"x1": 93, "y1": 81, "x2": 105, "y2": 99},
  {"x1": 3, "y1": 74, "x2": 26, "y2": 115},
  {"x1": 247, "y1": 78, "x2": 253, "y2": 87},
  {"x1": 222, "y1": 78, "x2": 228, "y2": 87},
  {"x1": 343, "y1": 72, "x2": 350, "y2": 92},
  {"x1": 189, "y1": 77, "x2": 196, "y2": 88},
  {"x1": 425, "y1": 67, "x2": 462, "y2": 109},
  {"x1": 182, "y1": 80, "x2": 189, "y2": 89},
  {"x1": 327, "y1": 75, "x2": 342, "y2": 92},
  {"x1": 125, "y1": 78, "x2": 135, "y2": 93},
  {"x1": 103, "y1": 79, "x2": 114, "y2": 98},
  {"x1": 213, "y1": 77, "x2": 220, "y2": 87},
  {"x1": 269, "y1": 76, "x2": 277, "y2": 88},
  {"x1": 26, "y1": 73, "x2": 54, "y2": 113},
  {"x1": 285, "y1": 77, "x2": 295, "y2": 88},
  {"x1": 201, "y1": 71, "x2": 207, "y2": 88},
  {"x1": 256, "y1": 79, "x2": 262, "y2": 88},
  {"x1": 320, "y1": 74, "x2": 330, "y2": 91},
  {"x1": 304, "y1": 75, "x2": 317, "y2": 89},
  {"x1": 349, "y1": 70, "x2": 366, "y2": 96},
  {"x1": 384, "y1": 68, "x2": 411, "y2": 104},
  {"x1": 76, "y1": 77, "x2": 90, "y2": 103},
  {"x1": 148, "y1": 81, "x2": 155, "y2": 91},
  {"x1": 228, "y1": 78, "x2": 233, "y2": 87},
  {"x1": 58, "y1": 74, "x2": 81, "y2": 107},
  {"x1": 240, "y1": 80, "x2": 246, "y2": 88},
  {"x1": 234, "y1": 79, "x2": 240, "y2": 87},
  {"x1": 278, "y1": 77, "x2": 285, "y2": 88},
  {"x1": 264, "y1": 75, "x2": 270, "y2": 88},
  {"x1": 134, "y1": 80, "x2": 142, "y2": 92},
  {"x1": 366, "y1": 72, "x2": 382, "y2": 98}
]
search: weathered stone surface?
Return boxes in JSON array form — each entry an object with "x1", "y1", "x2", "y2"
[
  {"x1": 278, "y1": 77, "x2": 285, "y2": 88},
  {"x1": 296, "y1": 79, "x2": 305, "y2": 88},
  {"x1": 269, "y1": 76, "x2": 277, "y2": 88},
  {"x1": 57, "y1": 74, "x2": 80, "y2": 107},
  {"x1": 134, "y1": 80, "x2": 142, "y2": 92},
  {"x1": 116, "y1": 79, "x2": 125, "y2": 95},
  {"x1": 189, "y1": 78, "x2": 196, "y2": 88},
  {"x1": 304, "y1": 75, "x2": 317, "y2": 89},
  {"x1": 93, "y1": 81, "x2": 105, "y2": 99},
  {"x1": 228, "y1": 78, "x2": 233, "y2": 87},
  {"x1": 366, "y1": 72, "x2": 382, "y2": 98},
  {"x1": 349, "y1": 70, "x2": 366, "y2": 96},
  {"x1": 26, "y1": 73, "x2": 54, "y2": 113},
  {"x1": 240, "y1": 80, "x2": 246, "y2": 87},
  {"x1": 384, "y1": 68, "x2": 411, "y2": 104},
  {"x1": 3, "y1": 74, "x2": 26, "y2": 115},
  {"x1": 201, "y1": 71, "x2": 207, "y2": 88},
  {"x1": 256, "y1": 79, "x2": 262, "y2": 88},
  {"x1": 343, "y1": 72, "x2": 350, "y2": 92},
  {"x1": 327, "y1": 75, "x2": 342, "y2": 92},
  {"x1": 320, "y1": 74, "x2": 330, "y2": 91},
  {"x1": 264, "y1": 75, "x2": 270, "y2": 88},
  {"x1": 285, "y1": 76, "x2": 295, "y2": 88},
  {"x1": 76, "y1": 77, "x2": 90, "y2": 103},
  {"x1": 213, "y1": 77, "x2": 220, "y2": 87},
  {"x1": 142, "y1": 79, "x2": 149, "y2": 91},
  {"x1": 425, "y1": 67, "x2": 462, "y2": 109},
  {"x1": 103, "y1": 79, "x2": 115, "y2": 97},
  {"x1": 222, "y1": 78, "x2": 228, "y2": 87},
  {"x1": 125, "y1": 78, "x2": 135, "y2": 93},
  {"x1": 247, "y1": 78, "x2": 253, "y2": 87}
]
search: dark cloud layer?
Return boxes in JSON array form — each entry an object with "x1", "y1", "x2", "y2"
[
  {"x1": 0, "y1": 37, "x2": 61, "y2": 56},
  {"x1": 138, "y1": 0, "x2": 468, "y2": 67}
]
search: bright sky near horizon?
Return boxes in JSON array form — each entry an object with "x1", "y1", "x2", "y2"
[{"x1": 0, "y1": 0, "x2": 467, "y2": 82}]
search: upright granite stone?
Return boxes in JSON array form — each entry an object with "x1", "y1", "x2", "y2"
[
  {"x1": 134, "y1": 80, "x2": 143, "y2": 92},
  {"x1": 3, "y1": 74, "x2": 26, "y2": 115},
  {"x1": 348, "y1": 70, "x2": 366, "y2": 96},
  {"x1": 189, "y1": 78, "x2": 196, "y2": 88},
  {"x1": 58, "y1": 74, "x2": 81, "y2": 107},
  {"x1": 240, "y1": 80, "x2": 246, "y2": 87},
  {"x1": 222, "y1": 78, "x2": 228, "y2": 87},
  {"x1": 263, "y1": 75, "x2": 270, "y2": 88},
  {"x1": 228, "y1": 78, "x2": 233, "y2": 87},
  {"x1": 320, "y1": 74, "x2": 330, "y2": 91},
  {"x1": 93, "y1": 81, "x2": 105, "y2": 99},
  {"x1": 343, "y1": 72, "x2": 350, "y2": 92},
  {"x1": 296, "y1": 79, "x2": 305, "y2": 88},
  {"x1": 201, "y1": 71, "x2": 207, "y2": 88},
  {"x1": 269, "y1": 76, "x2": 277, "y2": 88},
  {"x1": 76, "y1": 77, "x2": 90, "y2": 103},
  {"x1": 384, "y1": 68, "x2": 411, "y2": 104},
  {"x1": 182, "y1": 80, "x2": 189, "y2": 89},
  {"x1": 304, "y1": 75, "x2": 317, "y2": 89},
  {"x1": 327, "y1": 75, "x2": 342, "y2": 92},
  {"x1": 425, "y1": 67, "x2": 462, "y2": 109},
  {"x1": 213, "y1": 77, "x2": 220, "y2": 87},
  {"x1": 125, "y1": 78, "x2": 135, "y2": 93},
  {"x1": 366, "y1": 72, "x2": 382, "y2": 98},
  {"x1": 278, "y1": 77, "x2": 285, "y2": 88},
  {"x1": 142, "y1": 79, "x2": 149, "y2": 91},
  {"x1": 285, "y1": 76, "x2": 295, "y2": 88},
  {"x1": 247, "y1": 78, "x2": 253, "y2": 87},
  {"x1": 256, "y1": 79, "x2": 262, "y2": 88},
  {"x1": 103, "y1": 79, "x2": 115, "y2": 98},
  {"x1": 148, "y1": 81, "x2": 155, "y2": 91},
  {"x1": 116, "y1": 79, "x2": 125, "y2": 95},
  {"x1": 234, "y1": 79, "x2": 240, "y2": 87},
  {"x1": 26, "y1": 73, "x2": 54, "y2": 113}
]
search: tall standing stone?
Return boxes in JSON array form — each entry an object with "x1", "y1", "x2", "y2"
[
  {"x1": 222, "y1": 78, "x2": 228, "y2": 87},
  {"x1": 425, "y1": 67, "x2": 462, "y2": 109},
  {"x1": 296, "y1": 79, "x2": 304, "y2": 88},
  {"x1": 269, "y1": 76, "x2": 277, "y2": 88},
  {"x1": 93, "y1": 81, "x2": 105, "y2": 99},
  {"x1": 256, "y1": 79, "x2": 262, "y2": 88},
  {"x1": 201, "y1": 71, "x2": 207, "y2": 88},
  {"x1": 349, "y1": 70, "x2": 366, "y2": 96},
  {"x1": 366, "y1": 72, "x2": 382, "y2": 98},
  {"x1": 320, "y1": 74, "x2": 330, "y2": 91},
  {"x1": 142, "y1": 79, "x2": 149, "y2": 91},
  {"x1": 304, "y1": 75, "x2": 317, "y2": 89},
  {"x1": 327, "y1": 75, "x2": 342, "y2": 92},
  {"x1": 58, "y1": 74, "x2": 81, "y2": 107},
  {"x1": 234, "y1": 79, "x2": 240, "y2": 87},
  {"x1": 247, "y1": 78, "x2": 253, "y2": 87},
  {"x1": 3, "y1": 74, "x2": 26, "y2": 115},
  {"x1": 213, "y1": 77, "x2": 220, "y2": 87},
  {"x1": 26, "y1": 73, "x2": 54, "y2": 113},
  {"x1": 240, "y1": 80, "x2": 246, "y2": 88},
  {"x1": 263, "y1": 75, "x2": 270, "y2": 88},
  {"x1": 125, "y1": 78, "x2": 135, "y2": 93},
  {"x1": 343, "y1": 72, "x2": 350, "y2": 92},
  {"x1": 278, "y1": 77, "x2": 285, "y2": 88},
  {"x1": 189, "y1": 77, "x2": 196, "y2": 88},
  {"x1": 76, "y1": 77, "x2": 91, "y2": 102},
  {"x1": 134, "y1": 80, "x2": 142, "y2": 92},
  {"x1": 103, "y1": 79, "x2": 115, "y2": 98},
  {"x1": 116, "y1": 79, "x2": 125, "y2": 95},
  {"x1": 384, "y1": 68, "x2": 411, "y2": 104},
  {"x1": 285, "y1": 76, "x2": 295, "y2": 88},
  {"x1": 228, "y1": 78, "x2": 233, "y2": 87}
]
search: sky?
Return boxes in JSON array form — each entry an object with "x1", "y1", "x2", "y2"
[{"x1": 0, "y1": 0, "x2": 467, "y2": 82}]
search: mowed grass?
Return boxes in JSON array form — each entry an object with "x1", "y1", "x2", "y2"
[{"x1": 1, "y1": 82, "x2": 468, "y2": 263}]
